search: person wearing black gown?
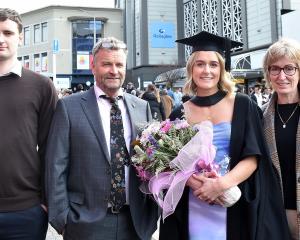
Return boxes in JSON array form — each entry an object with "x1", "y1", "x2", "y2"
[
  {"x1": 159, "y1": 31, "x2": 291, "y2": 240},
  {"x1": 262, "y1": 38, "x2": 300, "y2": 240}
]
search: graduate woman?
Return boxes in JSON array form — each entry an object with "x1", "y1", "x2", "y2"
[{"x1": 159, "y1": 31, "x2": 291, "y2": 240}]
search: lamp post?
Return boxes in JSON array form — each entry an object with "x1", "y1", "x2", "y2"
[
  {"x1": 93, "y1": 16, "x2": 96, "y2": 46},
  {"x1": 79, "y1": 9, "x2": 96, "y2": 46}
]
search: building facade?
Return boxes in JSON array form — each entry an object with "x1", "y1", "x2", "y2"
[
  {"x1": 176, "y1": 0, "x2": 300, "y2": 89},
  {"x1": 18, "y1": 6, "x2": 123, "y2": 89},
  {"x1": 121, "y1": 0, "x2": 180, "y2": 89}
]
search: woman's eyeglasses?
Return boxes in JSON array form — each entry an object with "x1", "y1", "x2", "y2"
[{"x1": 268, "y1": 65, "x2": 299, "y2": 76}]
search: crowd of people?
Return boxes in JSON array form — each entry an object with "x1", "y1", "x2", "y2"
[{"x1": 1, "y1": 6, "x2": 300, "y2": 240}]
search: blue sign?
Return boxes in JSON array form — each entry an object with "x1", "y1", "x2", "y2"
[
  {"x1": 53, "y1": 39, "x2": 60, "y2": 54},
  {"x1": 150, "y1": 22, "x2": 175, "y2": 48}
]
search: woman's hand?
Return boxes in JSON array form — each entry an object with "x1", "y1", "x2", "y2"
[
  {"x1": 186, "y1": 173, "x2": 203, "y2": 191},
  {"x1": 192, "y1": 173, "x2": 226, "y2": 204}
]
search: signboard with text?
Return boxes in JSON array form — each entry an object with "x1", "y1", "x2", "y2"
[
  {"x1": 53, "y1": 39, "x2": 60, "y2": 54},
  {"x1": 53, "y1": 77, "x2": 70, "y2": 89},
  {"x1": 150, "y1": 22, "x2": 175, "y2": 48}
]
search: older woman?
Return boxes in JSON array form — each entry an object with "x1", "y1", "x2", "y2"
[
  {"x1": 159, "y1": 31, "x2": 291, "y2": 240},
  {"x1": 262, "y1": 38, "x2": 300, "y2": 240}
]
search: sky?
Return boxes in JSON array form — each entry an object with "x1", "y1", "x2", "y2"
[{"x1": 2, "y1": 0, "x2": 115, "y2": 14}]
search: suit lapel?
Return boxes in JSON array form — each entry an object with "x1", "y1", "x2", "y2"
[
  {"x1": 80, "y1": 88, "x2": 110, "y2": 163},
  {"x1": 123, "y1": 93, "x2": 138, "y2": 146}
]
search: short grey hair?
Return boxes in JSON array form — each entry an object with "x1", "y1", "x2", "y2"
[{"x1": 92, "y1": 37, "x2": 128, "y2": 58}]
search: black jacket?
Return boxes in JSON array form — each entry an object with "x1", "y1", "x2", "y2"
[{"x1": 142, "y1": 92, "x2": 166, "y2": 121}]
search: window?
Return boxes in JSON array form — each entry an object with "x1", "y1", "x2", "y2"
[
  {"x1": 24, "y1": 26, "x2": 30, "y2": 46},
  {"x1": 72, "y1": 20, "x2": 104, "y2": 73},
  {"x1": 34, "y1": 54, "x2": 41, "y2": 72},
  {"x1": 24, "y1": 55, "x2": 30, "y2": 69},
  {"x1": 41, "y1": 22, "x2": 48, "y2": 42},
  {"x1": 34, "y1": 24, "x2": 41, "y2": 43},
  {"x1": 72, "y1": 20, "x2": 103, "y2": 40},
  {"x1": 41, "y1": 52, "x2": 48, "y2": 72}
]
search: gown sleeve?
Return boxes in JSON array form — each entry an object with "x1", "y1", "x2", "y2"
[{"x1": 227, "y1": 93, "x2": 291, "y2": 240}]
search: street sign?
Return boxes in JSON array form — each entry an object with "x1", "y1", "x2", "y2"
[{"x1": 53, "y1": 39, "x2": 59, "y2": 54}]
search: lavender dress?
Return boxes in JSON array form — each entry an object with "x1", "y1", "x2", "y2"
[{"x1": 189, "y1": 122, "x2": 231, "y2": 240}]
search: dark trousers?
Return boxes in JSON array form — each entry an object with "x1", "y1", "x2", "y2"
[
  {"x1": 0, "y1": 204, "x2": 48, "y2": 240},
  {"x1": 64, "y1": 205, "x2": 140, "y2": 240}
]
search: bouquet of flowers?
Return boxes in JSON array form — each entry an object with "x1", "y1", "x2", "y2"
[{"x1": 132, "y1": 119, "x2": 241, "y2": 220}]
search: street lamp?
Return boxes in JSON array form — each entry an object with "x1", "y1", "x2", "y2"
[
  {"x1": 79, "y1": 9, "x2": 96, "y2": 46},
  {"x1": 93, "y1": 16, "x2": 96, "y2": 46}
]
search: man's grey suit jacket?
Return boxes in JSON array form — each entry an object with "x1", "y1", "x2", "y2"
[{"x1": 45, "y1": 87, "x2": 158, "y2": 240}]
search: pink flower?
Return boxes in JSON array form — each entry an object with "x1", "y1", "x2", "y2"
[
  {"x1": 161, "y1": 121, "x2": 172, "y2": 133},
  {"x1": 135, "y1": 166, "x2": 152, "y2": 181}
]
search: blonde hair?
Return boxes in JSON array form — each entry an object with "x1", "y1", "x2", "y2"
[
  {"x1": 183, "y1": 51, "x2": 234, "y2": 95},
  {"x1": 263, "y1": 38, "x2": 300, "y2": 89}
]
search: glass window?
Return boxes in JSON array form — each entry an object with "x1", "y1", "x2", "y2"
[
  {"x1": 71, "y1": 20, "x2": 104, "y2": 74},
  {"x1": 34, "y1": 54, "x2": 41, "y2": 72},
  {"x1": 24, "y1": 26, "x2": 30, "y2": 46},
  {"x1": 72, "y1": 20, "x2": 103, "y2": 40},
  {"x1": 34, "y1": 24, "x2": 41, "y2": 43},
  {"x1": 24, "y1": 55, "x2": 30, "y2": 69},
  {"x1": 41, "y1": 22, "x2": 48, "y2": 42},
  {"x1": 41, "y1": 52, "x2": 48, "y2": 72}
]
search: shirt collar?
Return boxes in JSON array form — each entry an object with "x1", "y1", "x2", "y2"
[
  {"x1": 0, "y1": 61, "x2": 22, "y2": 77},
  {"x1": 94, "y1": 84, "x2": 124, "y2": 99}
]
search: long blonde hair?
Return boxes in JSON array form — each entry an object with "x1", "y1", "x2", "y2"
[{"x1": 183, "y1": 51, "x2": 234, "y2": 95}]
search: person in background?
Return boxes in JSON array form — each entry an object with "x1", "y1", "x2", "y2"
[
  {"x1": 130, "y1": 89, "x2": 137, "y2": 96},
  {"x1": 166, "y1": 86, "x2": 175, "y2": 100},
  {"x1": 160, "y1": 89, "x2": 174, "y2": 119},
  {"x1": 250, "y1": 84, "x2": 263, "y2": 108},
  {"x1": 160, "y1": 31, "x2": 291, "y2": 240},
  {"x1": 142, "y1": 83, "x2": 166, "y2": 121},
  {"x1": 76, "y1": 83, "x2": 84, "y2": 92},
  {"x1": 126, "y1": 82, "x2": 135, "y2": 93},
  {"x1": 46, "y1": 37, "x2": 158, "y2": 240},
  {"x1": 173, "y1": 88, "x2": 183, "y2": 108},
  {"x1": 62, "y1": 88, "x2": 73, "y2": 97},
  {"x1": 248, "y1": 87, "x2": 254, "y2": 95},
  {"x1": 0, "y1": 8, "x2": 58, "y2": 240},
  {"x1": 262, "y1": 86, "x2": 273, "y2": 105},
  {"x1": 181, "y1": 94, "x2": 191, "y2": 103},
  {"x1": 262, "y1": 38, "x2": 300, "y2": 240}
]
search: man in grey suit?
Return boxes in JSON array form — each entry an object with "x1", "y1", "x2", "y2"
[{"x1": 46, "y1": 37, "x2": 158, "y2": 240}]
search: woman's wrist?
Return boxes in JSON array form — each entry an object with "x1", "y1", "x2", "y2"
[{"x1": 216, "y1": 176, "x2": 231, "y2": 192}]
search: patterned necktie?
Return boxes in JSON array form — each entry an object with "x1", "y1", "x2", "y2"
[{"x1": 106, "y1": 96, "x2": 130, "y2": 212}]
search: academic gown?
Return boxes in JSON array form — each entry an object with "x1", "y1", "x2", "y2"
[{"x1": 159, "y1": 93, "x2": 291, "y2": 240}]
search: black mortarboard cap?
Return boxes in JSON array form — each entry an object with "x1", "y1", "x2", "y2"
[{"x1": 176, "y1": 31, "x2": 243, "y2": 71}]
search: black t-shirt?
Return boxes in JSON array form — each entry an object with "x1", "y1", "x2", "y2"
[{"x1": 275, "y1": 103, "x2": 300, "y2": 210}]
